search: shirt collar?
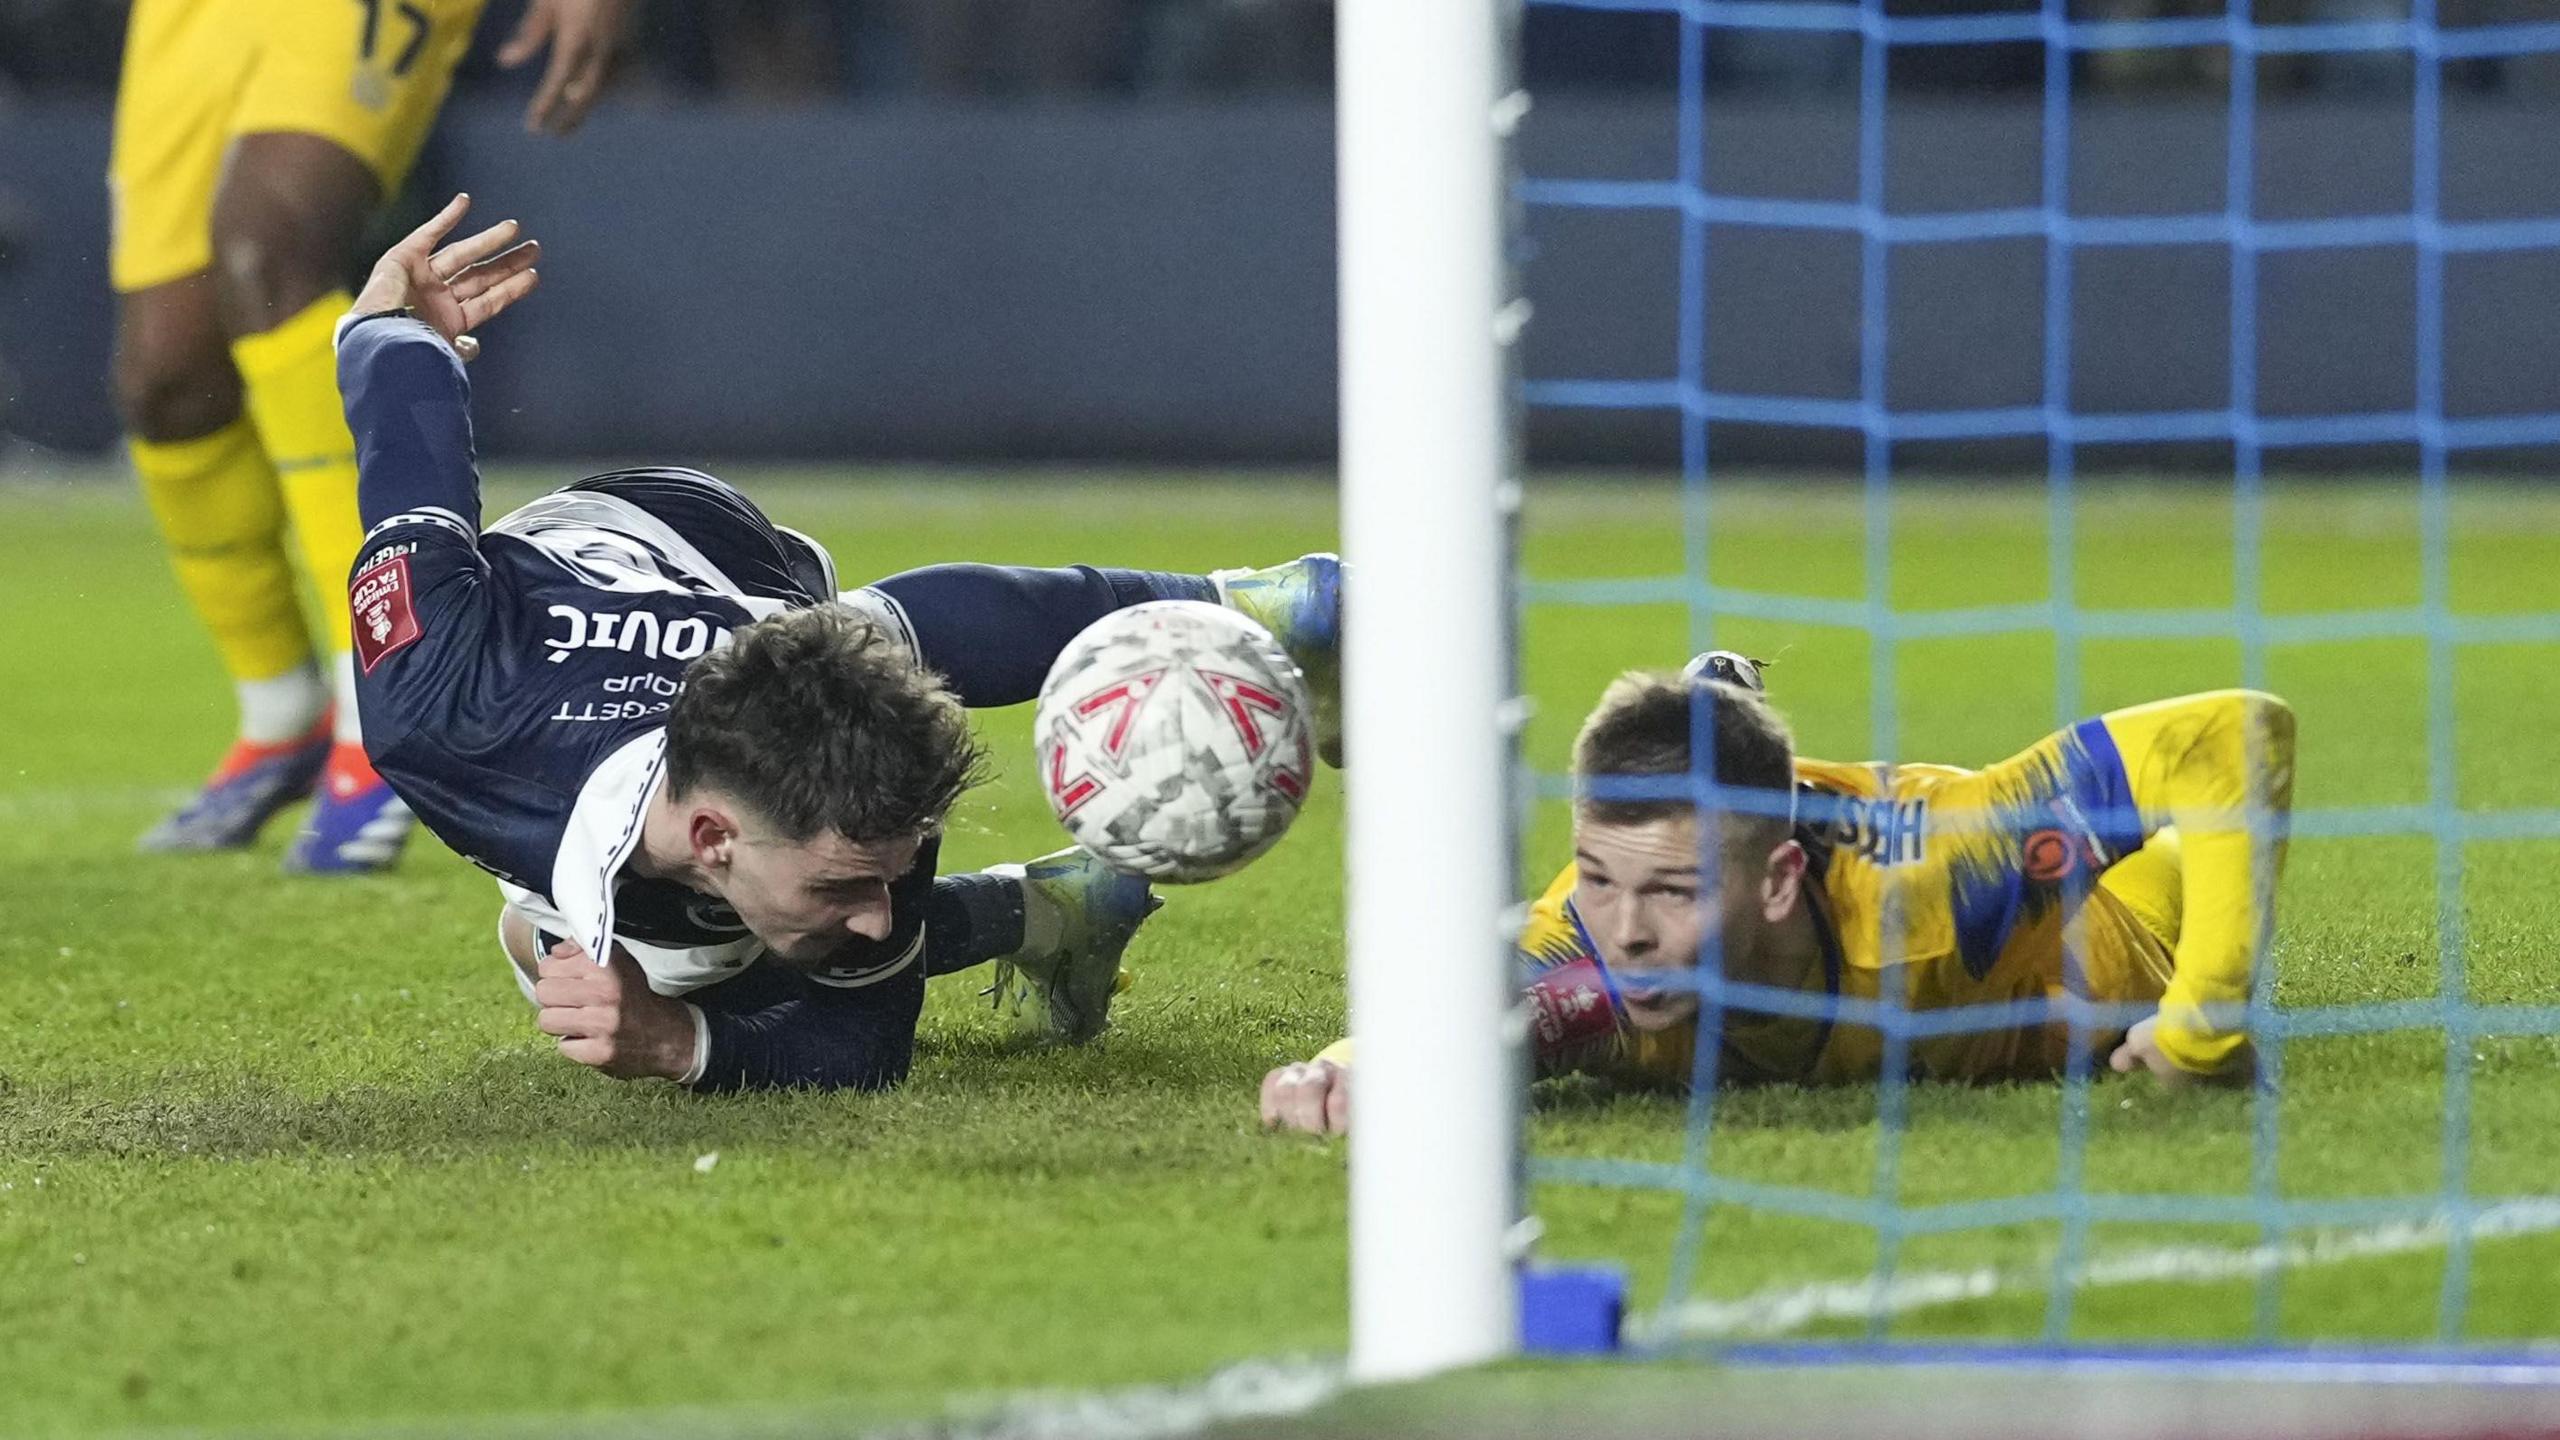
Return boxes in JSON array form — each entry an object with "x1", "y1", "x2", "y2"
[{"x1": 548, "y1": 730, "x2": 669, "y2": 967}]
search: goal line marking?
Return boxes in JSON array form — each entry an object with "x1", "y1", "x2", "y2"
[
  {"x1": 882, "y1": 1357, "x2": 1346, "y2": 1440},
  {"x1": 1639, "y1": 1196, "x2": 2560, "y2": 1344}
]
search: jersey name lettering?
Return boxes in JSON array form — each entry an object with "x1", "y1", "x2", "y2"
[
  {"x1": 542, "y1": 605, "x2": 732, "y2": 665},
  {"x1": 1823, "y1": 794, "x2": 1929, "y2": 867}
]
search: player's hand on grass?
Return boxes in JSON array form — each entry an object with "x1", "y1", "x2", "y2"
[
  {"x1": 1260, "y1": 1058, "x2": 1351, "y2": 1136},
  {"x1": 2109, "y1": 1014, "x2": 2253, "y2": 1089},
  {"x1": 351, "y1": 194, "x2": 541, "y2": 363},
  {"x1": 498, "y1": 0, "x2": 631, "y2": 135},
  {"x1": 533, "y1": 939, "x2": 699, "y2": 1082}
]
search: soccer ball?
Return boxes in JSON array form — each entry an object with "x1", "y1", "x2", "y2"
[{"x1": 1034, "y1": 600, "x2": 1316, "y2": 883}]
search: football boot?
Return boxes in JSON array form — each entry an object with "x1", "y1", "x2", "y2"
[
  {"x1": 986, "y1": 846, "x2": 1160, "y2": 1044},
  {"x1": 137, "y1": 721, "x2": 331, "y2": 853},
  {"x1": 282, "y1": 743, "x2": 417, "y2": 874},
  {"x1": 1210, "y1": 552, "x2": 1344, "y2": 767}
]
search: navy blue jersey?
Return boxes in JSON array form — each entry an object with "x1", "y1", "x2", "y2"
[{"x1": 337, "y1": 314, "x2": 924, "y2": 994}]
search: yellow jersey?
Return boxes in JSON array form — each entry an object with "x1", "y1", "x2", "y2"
[
  {"x1": 113, "y1": 0, "x2": 486, "y2": 292},
  {"x1": 1506, "y1": 689, "x2": 2294, "y2": 1086}
]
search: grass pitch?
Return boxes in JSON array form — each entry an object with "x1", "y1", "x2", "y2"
[{"x1": 2, "y1": 468, "x2": 2557, "y2": 1435}]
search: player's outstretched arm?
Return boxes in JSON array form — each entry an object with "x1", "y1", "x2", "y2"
[
  {"x1": 2094, "y1": 690, "x2": 2296, "y2": 1081},
  {"x1": 338, "y1": 196, "x2": 541, "y2": 535},
  {"x1": 1260, "y1": 948, "x2": 1635, "y2": 1134},
  {"x1": 1974, "y1": 691, "x2": 2294, "y2": 1081}
]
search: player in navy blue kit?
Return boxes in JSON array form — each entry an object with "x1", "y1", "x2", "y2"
[{"x1": 334, "y1": 197, "x2": 1345, "y2": 1092}]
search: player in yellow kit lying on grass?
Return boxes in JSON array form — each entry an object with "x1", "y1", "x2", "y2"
[{"x1": 1260, "y1": 654, "x2": 2297, "y2": 1134}]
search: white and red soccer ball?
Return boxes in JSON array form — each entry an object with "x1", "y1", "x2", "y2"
[{"x1": 1034, "y1": 601, "x2": 1316, "y2": 883}]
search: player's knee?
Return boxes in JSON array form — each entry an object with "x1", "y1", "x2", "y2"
[
  {"x1": 112, "y1": 339, "x2": 240, "y2": 443},
  {"x1": 208, "y1": 217, "x2": 345, "y2": 338},
  {"x1": 207, "y1": 141, "x2": 377, "y2": 337}
]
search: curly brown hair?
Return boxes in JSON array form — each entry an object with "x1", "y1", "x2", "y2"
[{"x1": 666, "y1": 605, "x2": 987, "y2": 843}]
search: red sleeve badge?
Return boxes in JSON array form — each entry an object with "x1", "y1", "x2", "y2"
[
  {"x1": 1524, "y1": 957, "x2": 1625, "y2": 1056},
  {"x1": 350, "y1": 555, "x2": 424, "y2": 674}
]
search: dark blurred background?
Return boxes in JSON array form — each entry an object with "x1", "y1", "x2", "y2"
[
  {"x1": 4, "y1": 0, "x2": 2558, "y2": 467},
  {"x1": 19, "y1": 0, "x2": 2560, "y2": 101}
]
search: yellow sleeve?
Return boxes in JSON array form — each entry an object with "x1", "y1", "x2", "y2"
[
  {"x1": 2095, "y1": 690, "x2": 2296, "y2": 1074},
  {"x1": 1315, "y1": 1037, "x2": 1355, "y2": 1068}
]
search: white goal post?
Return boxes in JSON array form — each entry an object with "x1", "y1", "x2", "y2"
[{"x1": 1336, "y1": 0, "x2": 1523, "y2": 1384}]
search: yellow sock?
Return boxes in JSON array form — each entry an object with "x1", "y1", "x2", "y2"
[
  {"x1": 233, "y1": 292, "x2": 367, "y2": 656},
  {"x1": 130, "y1": 418, "x2": 313, "y2": 683}
]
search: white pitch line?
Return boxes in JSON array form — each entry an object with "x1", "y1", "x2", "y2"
[
  {"x1": 1639, "y1": 1197, "x2": 2560, "y2": 1343},
  {"x1": 0, "y1": 785, "x2": 190, "y2": 821},
  {"x1": 885, "y1": 1357, "x2": 1348, "y2": 1440}
]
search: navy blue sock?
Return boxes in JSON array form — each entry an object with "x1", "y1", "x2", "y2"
[
  {"x1": 871, "y1": 563, "x2": 1216, "y2": 707},
  {"x1": 922, "y1": 871, "x2": 1027, "y2": 975}
]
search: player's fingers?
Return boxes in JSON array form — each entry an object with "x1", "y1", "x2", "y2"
[
  {"x1": 1284, "y1": 1069, "x2": 1334, "y2": 1134},
  {"x1": 1258, "y1": 1066, "x2": 1293, "y2": 1128},
  {"x1": 448, "y1": 239, "x2": 539, "y2": 300},
  {"x1": 2108, "y1": 1042, "x2": 2137, "y2": 1073},
  {"x1": 1291, "y1": 1084, "x2": 1332, "y2": 1135},
  {"x1": 558, "y1": 1036, "x2": 614, "y2": 1069},
  {"x1": 460, "y1": 268, "x2": 540, "y2": 331},
  {"x1": 534, "y1": 1005, "x2": 589, "y2": 1039},
  {"x1": 1263, "y1": 1064, "x2": 1312, "y2": 1130},
  {"x1": 396, "y1": 194, "x2": 472, "y2": 262},
  {"x1": 1323, "y1": 1071, "x2": 1351, "y2": 1134},
  {"x1": 430, "y1": 220, "x2": 522, "y2": 281},
  {"x1": 531, "y1": 972, "x2": 602, "y2": 1007},
  {"x1": 527, "y1": 31, "x2": 583, "y2": 134},
  {"x1": 496, "y1": 1, "x2": 553, "y2": 67},
  {"x1": 542, "y1": 33, "x2": 612, "y2": 134}
]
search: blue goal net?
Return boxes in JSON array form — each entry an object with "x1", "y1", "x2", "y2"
[{"x1": 1514, "y1": 0, "x2": 2560, "y2": 1359}]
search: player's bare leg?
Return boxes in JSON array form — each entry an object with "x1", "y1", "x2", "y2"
[
  {"x1": 120, "y1": 271, "x2": 335, "y2": 851},
  {"x1": 208, "y1": 134, "x2": 377, "y2": 339},
  {"x1": 210, "y1": 132, "x2": 417, "y2": 874},
  {"x1": 116, "y1": 272, "x2": 246, "y2": 447}
]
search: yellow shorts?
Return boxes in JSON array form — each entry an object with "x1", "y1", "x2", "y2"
[{"x1": 109, "y1": 0, "x2": 488, "y2": 293}]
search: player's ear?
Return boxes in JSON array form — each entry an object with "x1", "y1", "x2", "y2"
[
  {"x1": 687, "y1": 804, "x2": 741, "y2": 869},
  {"x1": 1759, "y1": 838, "x2": 1807, "y2": 924}
]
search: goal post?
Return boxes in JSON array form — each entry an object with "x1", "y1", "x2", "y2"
[{"x1": 1335, "y1": 0, "x2": 1523, "y2": 1385}]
